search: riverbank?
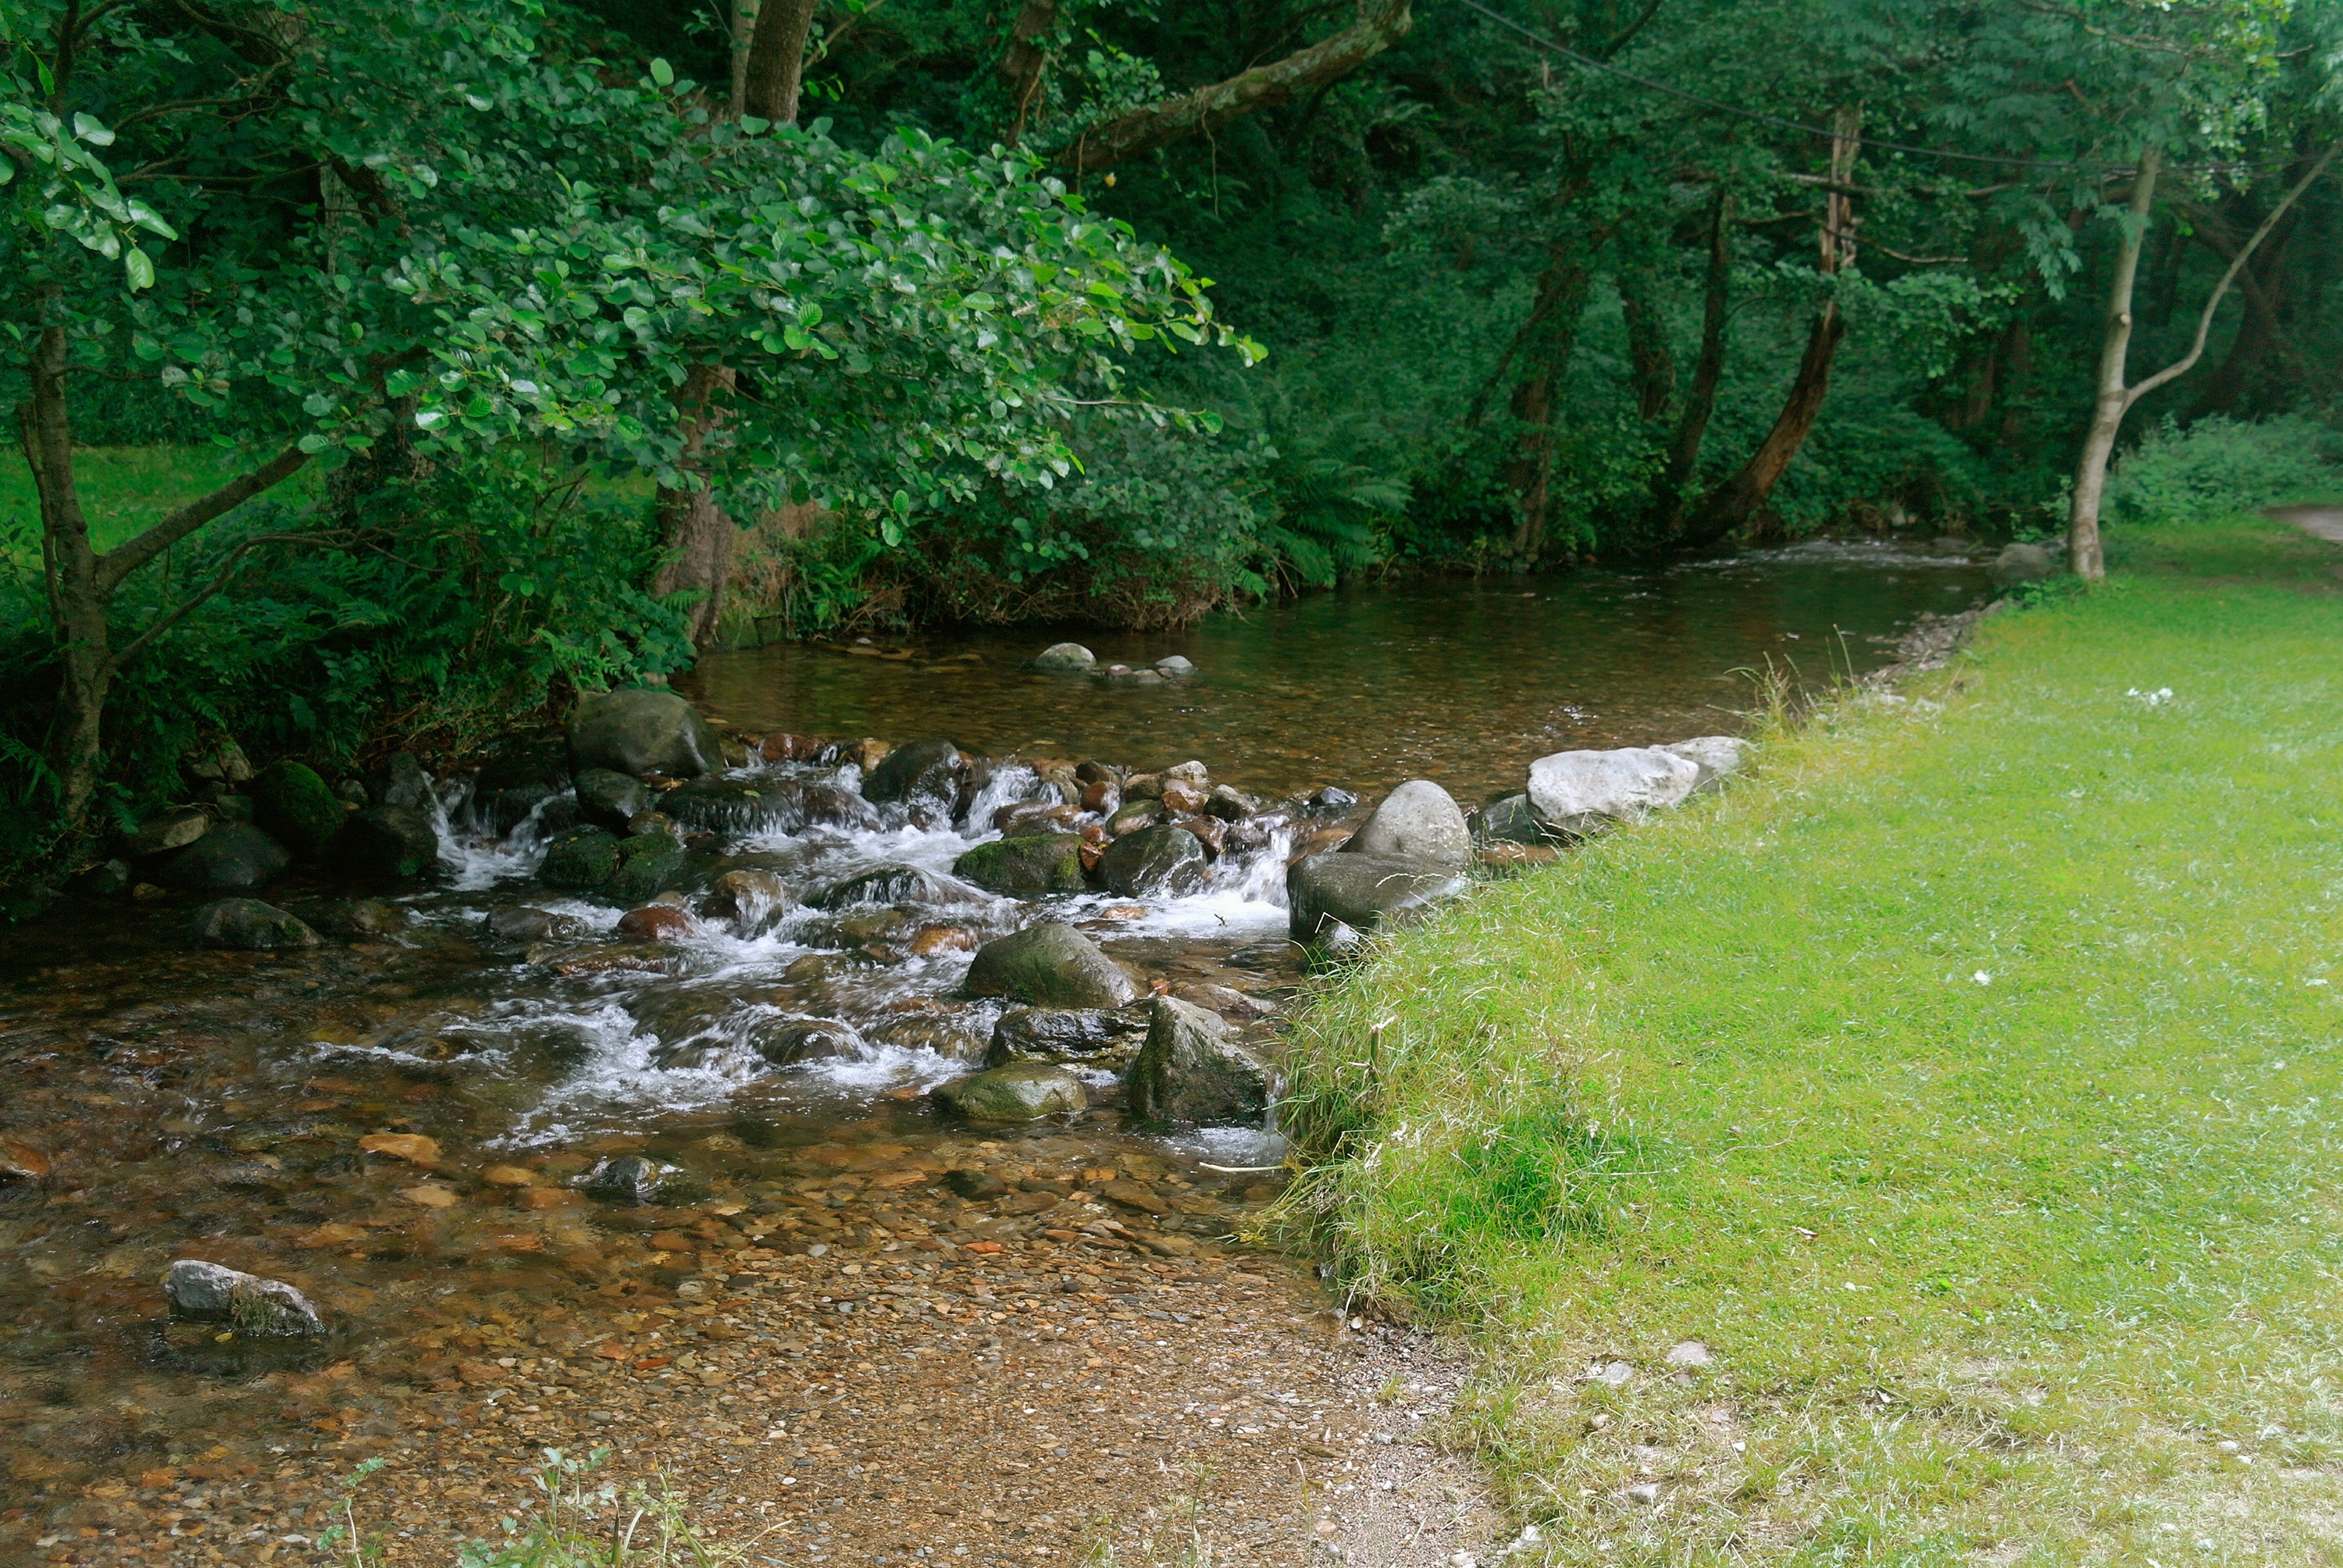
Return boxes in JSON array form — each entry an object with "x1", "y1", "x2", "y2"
[{"x1": 1282, "y1": 514, "x2": 2343, "y2": 1562}]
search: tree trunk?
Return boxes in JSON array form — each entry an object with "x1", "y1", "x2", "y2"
[
  {"x1": 654, "y1": 365, "x2": 740, "y2": 649},
  {"x1": 21, "y1": 326, "x2": 111, "y2": 832},
  {"x1": 741, "y1": 0, "x2": 819, "y2": 125},
  {"x1": 730, "y1": 0, "x2": 762, "y2": 116},
  {"x1": 1678, "y1": 109, "x2": 1859, "y2": 548},
  {"x1": 997, "y1": 0, "x2": 1061, "y2": 146},
  {"x1": 1496, "y1": 251, "x2": 1598, "y2": 560},
  {"x1": 1650, "y1": 190, "x2": 1733, "y2": 533},
  {"x1": 2067, "y1": 148, "x2": 2161, "y2": 584},
  {"x1": 1618, "y1": 264, "x2": 1676, "y2": 421}
]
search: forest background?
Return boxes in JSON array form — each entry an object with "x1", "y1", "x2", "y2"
[{"x1": 3, "y1": 0, "x2": 2341, "y2": 879}]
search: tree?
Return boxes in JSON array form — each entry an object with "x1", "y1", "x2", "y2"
[{"x1": 2, "y1": 0, "x2": 1255, "y2": 833}]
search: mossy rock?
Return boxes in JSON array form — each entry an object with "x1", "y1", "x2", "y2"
[
  {"x1": 540, "y1": 827, "x2": 620, "y2": 889},
  {"x1": 933, "y1": 1063, "x2": 1088, "y2": 1122},
  {"x1": 253, "y1": 761, "x2": 344, "y2": 861},
  {"x1": 605, "y1": 832, "x2": 686, "y2": 903},
  {"x1": 953, "y1": 832, "x2": 1086, "y2": 896},
  {"x1": 965, "y1": 921, "x2": 1139, "y2": 1008}
]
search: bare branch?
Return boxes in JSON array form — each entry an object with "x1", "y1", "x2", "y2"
[{"x1": 95, "y1": 445, "x2": 312, "y2": 595}]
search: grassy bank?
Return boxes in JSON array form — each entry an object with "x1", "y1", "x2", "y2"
[{"x1": 1282, "y1": 515, "x2": 2343, "y2": 1563}]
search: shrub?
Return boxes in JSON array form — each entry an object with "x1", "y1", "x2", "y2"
[{"x1": 2107, "y1": 413, "x2": 2341, "y2": 522}]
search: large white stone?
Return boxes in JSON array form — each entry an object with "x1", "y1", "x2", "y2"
[
  {"x1": 1660, "y1": 735, "x2": 1753, "y2": 787},
  {"x1": 1526, "y1": 747, "x2": 1703, "y2": 834},
  {"x1": 1343, "y1": 779, "x2": 1472, "y2": 868}
]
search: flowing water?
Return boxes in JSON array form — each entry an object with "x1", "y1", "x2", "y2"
[{"x1": 0, "y1": 539, "x2": 1988, "y2": 1564}]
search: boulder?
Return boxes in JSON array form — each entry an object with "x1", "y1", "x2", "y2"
[
  {"x1": 1660, "y1": 735, "x2": 1752, "y2": 788},
  {"x1": 933, "y1": 1063, "x2": 1087, "y2": 1122},
  {"x1": 1204, "y1": 785, "x2": 1260, "y2": 821},
  {"x1": 568, "y1": 688, "x2": 725, "y2": 779},
  {"x1": 1287, "y1": 852, "x2": 1468, "y2": 943},
  {"x1": 813, "y1": 864, "x2": 968, "y2": 909},
  {"x1": 191, "y1": 898, "x2": 323, "y2": 951},
  {"x1": 371, "y1": 751, "x2": 433, "y2": 812},
  {"x1": 334, "y1": 779, "x2": 370, "y2": 809},
  {"x1": 339, "y1": 805, "x2": 440, "y2": 878},
  {"x1": 605, "y1": 831, "x2": 687, "y2": 903},
  {"x1": 707, "y1": 869, "x2": 790, "y2": 928},
  {"x1": 1342, "y1": 779, "x2": 1471, "y2": 868},
  {"x1": 1097, "y1": 824, "x2": 1207, "y2": 897},
  {"x1": 162, "y1": 1259, "x2": 324, "y2": 1335},
  {"x1": 127, "y1": 806, "x2": 210, "y2": 857},
  {"x1": 1468, "y1": 793, "x2": 1557, "y2": 846},
  {"x1": 481, "y1": 905, "x2": 576, "y2": 946},
  {"x1": 159, "y1": 824, "x2": 291, "y2": 892},
  {"x1": 585, "y1": 1154, "x2": 663, "y2": 1203},
  {"x1": 983, "y1": 1007, "x2": 1148, "y2": 1067},
  {"x1": 1127, "y1": 996, "x2": 1268, "y2": 1127},
  {"x1": 1035, "y1": 642, "x2": 1096, "y2": 672},
  {"x1": 663, "y1": 775, "x2": 878, "y2": 835},
  {"x1": 1155, "y1": 655, "x2": 1195, "y2": 676},
  {"x1": 573, "y1": 768, "x2": 651, "y2": 829},
  {"x1": 965, "y1": 922, "x2": 1139, "y2": 1007},
  {"x1": 615, "y1": 905, "x2": 695, "y2": 942},
  {"x1": 539, "y1": 827, "x2": 621, "y2": 890},
  {"x1": 184, "y1": 736, "x2": 253, "y2": 786},
  {"x1": 253, "y1": 761, "x2": 345, "y2": 860},
  {"x1": 862, "y1": 737, "x2": 966, "y2": 811},
  {"x1": 305, "y1": 899, "x2": 410, "y2": 938},
  {"x1": 1990, "y1": 542, "x2": 2056, "y2": 587},
  {"x1": 756, "y1": 1017, "x2": 868, "y2": 1064},
  {"x1": 1525, "y1": 747, "x2": 1703, "y2": 836},
  {"x1": 954, "y1": 832, "x2": 1086, "y2": 896},
  {"x1": 1107, "y1": 799, "x2": 1164, "y2": 837}
]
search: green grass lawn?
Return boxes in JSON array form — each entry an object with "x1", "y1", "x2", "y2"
[
  {"x1": 1282, "y1": 515, "x2": 2343, "y2": 1564},
  {"x1": 0, "y1": 444, "x2": 260, "y2": 555}
]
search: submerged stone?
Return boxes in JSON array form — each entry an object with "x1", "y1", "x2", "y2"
[
  {"x1": 191, "y1": 897, "x2": 322, "y2": 951},
  {"x1": 933, "y1": 1063, "x2": 1087, "y2": 1122}
]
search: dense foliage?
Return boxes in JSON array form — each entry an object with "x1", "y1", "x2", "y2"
[{"x1": 5, "y1": 0, "x2": 2342, "y2": 877}]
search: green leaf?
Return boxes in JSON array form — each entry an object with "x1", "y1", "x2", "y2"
[
  {"x1": 649, "y1": 58, "x2": 675, "y2": 87},
  {"x1": 73, "y1": 113, "x2": 115, "y2": 147},
  {"x1": 297, "y1": 432, "x2": 333, "y2": 454},
  {"x1": 124, "y1": 248, "x2": 155, "y2": 291}
]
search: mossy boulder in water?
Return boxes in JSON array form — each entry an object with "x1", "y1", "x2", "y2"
[
  {"x1": 191, "y1": 897, "x2": 322, "y2": 950},
  {"x1": 340, "y1": 805, "x2": 440, "y2": 878},
  {"x1": 568, "y1": 688, "x2": 724, "y2": 779},
  {"x1": 954, "y1": 832, "x2": 1086, "y2": 896},
  {"x1": 605, "y1": 831, "x2": 686, "y2": 903},
  {"x1": 965, "y1": 921, "x2": 1138, "y2": 1007},
  {"x1": 933, "y1": 1062, "x2": 1087, "y2": 1122},
  {"x1": 540, "y1": 826, "x2": 621, "y2": 889},
  {"x1": 164, "y1": 1259, "x2": 324, "y2": 1335},
  {"x1": 254, "y1": 761, "x2": 344, "y2": 860},
  {"x1": 574, "y1": 768, "x2": 651, "y2": 829},
  {"x1": 159, "y1": 822, "x2": 291, "y2": 891},
  {"x1": 1097, "y1": 823, "x2": 1207, "y2": 896},
  {"x1": 1126, "y1": 996, "x2": 1268, "y2": 1127},
  {"x1": 862, "y1": 737, "x2": 966, "y2": 814}
]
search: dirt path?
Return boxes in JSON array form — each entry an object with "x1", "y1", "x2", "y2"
[{"x1": 2268, "y1": 503, "x2": 2343, "y2": 543}]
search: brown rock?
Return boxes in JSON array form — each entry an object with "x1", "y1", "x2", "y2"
[
  {"x1": 516, "y1": 1187, "x2": 581, "y2": 1210},
  {"x1": 1159, "y1": 782, "x2": 1207, "y2": 815},
  {"x1": 1175, "y1": 814, "x2": 1227, "y2": 857},
  {"x1": 616, "y1": 905, "x2": 695, "y2": 942},
  {"x1": 1080, "y1": 780, "x2": 1120, "y2": 814},
  {"x1": 0, "y1": 1138, "x2": 51, "y2": 1181},
  {"x1": 456, "y1": 1360, "x2": 505, "y2": 1385},
  {"x1": 400, "y1": 1185, "x2": 460, "y2": 1208},
  {"x1": 647, "y1": 1231, "x2": 697, "y2": 1253},
  {"x1": 758, "y1": 732, "x2": 824, "y2": 762},
  {"x1": 910, "y1": 925, "x2": 978, "y2": 957},
  {"x1": 358, "y1": 1133, "x2": 441, "y2": 1167},
  {"x1": 481, "y1": 1164, "x2": 537, "y2": 1187},
  {"x1": 1099, "y1": 1179, "x2": 1168, "y2": 1216}
]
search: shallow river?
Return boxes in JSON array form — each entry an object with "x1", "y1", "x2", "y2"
[{"x1": 0, "y1": 539, "x2": 1986, "y2": 1564}]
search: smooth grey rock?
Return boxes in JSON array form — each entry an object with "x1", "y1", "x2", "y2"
[
  {"x1": 1127, "y1": 996, "x2": 1268, "y2": 1126},
  {"x1": 1035, "y1": 642, "x2": 1097, "y2": 672},
  {"x1": 933, "y1": 1063, "x2": 1087, "y2": 1122},
  {"x1": 1300, "y1": 786, "x2": 1358, "y2": 818},
  {"x1": 1660, "y1": 736, "x2": 1752, "y2": 788},
  {"x1": 159, "y1": 822, "x2": 291, "y2": 891},
  {"x1": 371, "y1": 751, "x2": 433, "y2": 812},
  {"x1": 482, "y1": 905, "x2": 574, "y2": 945},
  {"x1": 1155, "y1": 655, "x2": 1195, "y2": 675},
  {"x1": 191, "y1": 898, "x2": 322, "y2": 950},
  {"x1": 983, "y1": 1007, "x2": 1147, "y2": 1067},
  {"x1": 573, "y1": 767, "x2": 651, "y2": 829},
  {"x1": 965, "y1": 922, "x2": 1139, "y2": 1008},
  {"x1": 184, "y1": 736, "x2": 253, "y2": 785},
  {"x1": 127, "y1": 806, "x2": 210, "y2": 857},
  {"x1": 162, "y1": 1259, "x2": 324, "y2": 1335},
  {"x1": 1287, "y1": 853, "x2": 1468, "y2": 943},
  {"x1": 339, "y1": 805, "x2": 439, "y2": 878},
  {"x1": 1525, "y1": 747, "x2": 1703, "y2": 836},
  {"x1": 1990, "y1": 542, "x2": 2056, "y2": 587},
  {"x1": 1343, "y1": 779, "x2": 1471, "y2": 868},
  {"x1": 568, "y1": 688, "x2": 725, "y2": 779},
  {"x1": 334, "y1": 779, "x2": 370, "y2": 808},
  {"x1": 954, "y1": 832, "x2": 1086, "y2": 896},
  {"x1": 585, "y1": 1154, "x2": 663, "y2": 1203},
  {"x1": 1097, "y1": 824, "x2": 1207, "y2": 897}
]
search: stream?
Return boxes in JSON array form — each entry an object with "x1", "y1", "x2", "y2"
[{"x1": 0, "y1": 539, "x2": 1988, "y2": 1566}]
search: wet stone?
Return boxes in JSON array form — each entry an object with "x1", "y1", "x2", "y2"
[
  {"x1": 965, "y1": 921, "x2": 1140, "y2": 1008},
  {"x1": 812, "y1": 864, "x2": 968, "y2": 909},
  {"x1": 1097, "y1": 823, "x2": 1207, "y2": 897},
  {"x1": 954, "y1": 832, "x2": 1086, "y2": 896},
  {"x1": 984, "y1": 1007, "x2": 1149, "y2": 1067},
  {"x1": 191, "y1": 897, "x2": 322, "y2": 951},
  {"x1": 569, "y1": 687, "x2": 725, "y2": 778},
  {"x1": 127, "y1": 804, "x2": 211, "y2": 857},
  {"x1": 159, "y1": 821, "x2": 291, "y2": 891},
  {"x1": 162, "y1": 1259, "x2": 325, "y2": 1336},
  {"x1": 305, "y1": 897, "x2": 412, "y2": 938},
  {"x1": 1127, "y1": 996, "x2": 1269, "y2": 1128},
  {"x1": 933, "y1": 1062, "x2": 1087, "y2": 1122},
  {"x1": 339, "y1": 803, "x2": 440, "y2": 878},
  {"x1": 540, "y1": 826, "x2": 622, "y2": 890},
  {"x1": 574, "y1": 766, "x2": 653, "y2": 829}
]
